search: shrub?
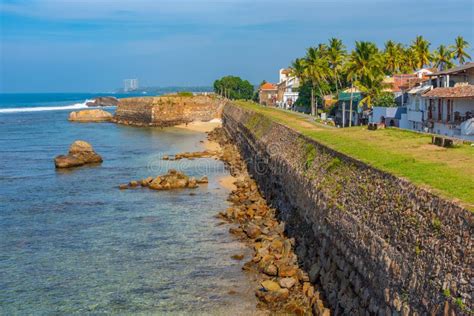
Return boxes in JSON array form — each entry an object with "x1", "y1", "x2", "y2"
[{"x1": 177, "y1": 91, "x2": 193, "y2": 97}]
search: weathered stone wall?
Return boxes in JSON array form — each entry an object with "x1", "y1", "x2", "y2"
[
  {"x1": 113, "y1": 95, "x2": 225, "y2": 127},
  {"x1": 223, "y1": 103, "x2": 473, "y2": 315}
]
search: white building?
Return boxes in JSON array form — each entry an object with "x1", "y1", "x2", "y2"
[
  {"x1": 422, "y1": 63, "x2": 474, "y2": 141},
  {"x1": 404, "y1": 85, "x2": 433, "y2": 132},
  {"x1": 124, "y1": 79, "x2": 139, "y2": 92},
  {"x1": 277, "y1": 68, "x2": 300, "y2": 109}
]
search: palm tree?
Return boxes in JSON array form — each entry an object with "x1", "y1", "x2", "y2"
[
  {"x1": 345, "y1": 41, "x2": 384, "y2": 126},
  {"x1": 401, "y1": 47, "x2": 418, "y2": 73},
  {"x1": 327, "y1": 38, "x2": 346, "y2": 96},
  {"x1": 356, "y1": 77, "x2": 386, "y2": 108},
  {"x1": 451, "y1": 36, "x2": 471, "y2": 65},
  {"x1": 433, "y1": 45, "x2": 455, "y2": 71},
  {"x1": 303, "y1": 46, "x2": 330, "y2": 116},
  {"x1": 411, "y1": 35, "x2": 432, "y2": 69},
  {"x1": 384, "y1": 40, "x2": 404, "y2": 75},
  {"x1": 290, "y1": 58, "x2": 306, "y2": 80}
]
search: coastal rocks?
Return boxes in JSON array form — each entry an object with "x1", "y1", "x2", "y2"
[
  {"x1": 164, "y1": 151, "x2": 220, "y2": 161},
  {"x1": 86, "y1": 96, "x2": 119, "y2": 107},
  {"x1": 119, "y1": 169, "x2": 205, "y2": 191},
  {"x1": 68, "y1": 109, "x2": 113, "y2": 122},
  {"x1": 54, "y1": 140, "x2": 103, "y2": 168},
  {"x1": 211, "y1": 127, "x2": 327, "y2": 314}
]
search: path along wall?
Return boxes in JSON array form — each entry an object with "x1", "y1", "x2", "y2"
[
  {"x1": 223, "y1": 103, "x2": 473, "y2": 315},
  {"x1": 113, "y1": 95, "x2": 224, "y2": 127}
]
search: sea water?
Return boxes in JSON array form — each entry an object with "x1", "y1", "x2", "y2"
[{"x1": 0, "y1": 94, "x2": 257, "y2": 314}]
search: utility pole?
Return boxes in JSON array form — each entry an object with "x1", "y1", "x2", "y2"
[{"x1": 342, "y1": 101, "x2": 346, "y2": 128}]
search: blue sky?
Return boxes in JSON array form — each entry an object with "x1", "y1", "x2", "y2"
[{"x1": 0, "y1": 0, "x2": 473, "y2": 92}]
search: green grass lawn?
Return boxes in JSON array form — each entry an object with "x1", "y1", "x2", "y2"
[{"x1": 234, "y1": 101, "x2": 474, "y2": 211}]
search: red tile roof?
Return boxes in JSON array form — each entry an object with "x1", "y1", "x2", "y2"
[
  {"x1": 423, "y1": 85, "x2": 474, "y2": 98},
  {"x1": 260, "y1": 83, "x2": 277, "y2": 90}
]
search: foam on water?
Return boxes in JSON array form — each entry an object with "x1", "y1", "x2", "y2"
[{"x1": 0, "y1": 99, "x2": 94, "y2": 113}]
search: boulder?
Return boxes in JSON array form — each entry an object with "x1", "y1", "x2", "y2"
[
  {"x1": 86, "y1": 96, "x2": 119, "y2": 107},
  {"x1": 261, "y1": 280, "x2": 281, "y2": 292},
  {"x1": 143, "y1": 170, "x2": 201, "y2": 191},
  {"x1": 279, "y1": 277, "x2": 297, "y2": 289},
  {"x1": 54, "y1": 140, "x2": 102, "y2": 168},
  {"x1": 69, "y1": 109, "x2": 113, "y2": 122}
]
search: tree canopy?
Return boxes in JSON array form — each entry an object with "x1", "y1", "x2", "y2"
[
  {"x1": 213, "y1": 76, "x2": 254, "y2": 100},
  {"x1": 288, "y1": 36, "x2": 470, "y2": 111}
]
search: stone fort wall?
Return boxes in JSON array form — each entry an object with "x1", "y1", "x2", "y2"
[{"x1": 223, "y1": 103, "x2": 472, "y2": 315}]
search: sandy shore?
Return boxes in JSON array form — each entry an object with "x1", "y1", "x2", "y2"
[
  {"x1": 175, "y1": 119, "x2": 222, "y2": 133},
  {"x1": 179, "y1": 120, "x2": 238, "y2": 191},
  {"x1": 218, "y1": 174, "x2": 238, "y2": 191}
]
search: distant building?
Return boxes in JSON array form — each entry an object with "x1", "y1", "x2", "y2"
[
  {"x1": 124, "y1": 79, "x2": 139, "y2": 92},
  {"x1": 276, "y1": 68, "x2": 300, "y2": 109},
  {"x1": 259, "y1": 83, "x2": 278, "y2": 106}
]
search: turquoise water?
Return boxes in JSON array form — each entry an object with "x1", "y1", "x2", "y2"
[{"x1": 0, "y1": 95, "x2": 257, "y2": 314}]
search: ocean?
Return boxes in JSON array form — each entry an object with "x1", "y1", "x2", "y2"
[{"x1": 0, "y1": 93, "x2": 257, "y2": 314}]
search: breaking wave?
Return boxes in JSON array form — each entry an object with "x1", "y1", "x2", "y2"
[{"x1": 0, "y1": 100, "x2": 94, "y2": 113}]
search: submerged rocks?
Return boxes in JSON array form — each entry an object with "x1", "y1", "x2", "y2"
[
  {"x1": 120, "y1": 169, "x2": 206, "y2": 191},
  {"x1": 68, "y1": 109, "x2": 113, "y2": 122},
  {"x1": 54, "y1": 140, "x2": 103, "y2": 168}
]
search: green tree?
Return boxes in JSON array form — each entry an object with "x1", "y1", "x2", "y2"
[
  {"x1": 327, "y1": 38, "x2": 347, "y2": 96},
  {"x1": 411, "y1": 35, "x2": 432, "y2": 69},
  {"x1": 400, "y1": 47, "x2": 418, "y2": 73},
  {"x1": 213, "y1": 76, "x2": 254, "y2": 100},
  {"x1": 451, "y1": 36, "x2": 471, "y2": 65},
  {"x1": 302, "y1": 46, "x2": 330, "y2": 116},
  {"x1": 345, "y1": 41, "x2": 384, "y2": 125},
  {"x1": 383, "y1": 40, "x2": 404, "y2": 75},
  {"x1": 373, "y1": 91, "x2": 396, "y2": 107},
  {"x1": 433, "y1": 45, "x2": 455, "y2": 71}
]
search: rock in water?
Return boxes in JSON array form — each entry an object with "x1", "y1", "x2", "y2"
[
  {"x1": 69, "y1": 109, "x2": 113, "y2": 122},
  {"x1": 86, "y1": 96, "x2": 119, "y2": 107},
  {"x1": 54, "y1": 140, "x2": 103, "y2": 168}
]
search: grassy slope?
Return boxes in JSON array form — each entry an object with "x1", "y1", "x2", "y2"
[{"x1": 234, "y1": 101, "x2": 474, "y2": 211}]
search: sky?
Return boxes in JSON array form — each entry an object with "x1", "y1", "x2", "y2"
[{"x1": 0, "y1": 0, "x2": 473, "y2": 93}]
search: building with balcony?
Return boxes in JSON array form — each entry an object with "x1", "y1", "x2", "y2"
[
  {"x1": 404, "y1": 85, "x2": 433, "y2": 132},
  {"x1": 422, "y1": 63, "x2": 474, "y2": 141},
  {"x1": 276, "y1": 68, "x2": 300, "y2": 109}
]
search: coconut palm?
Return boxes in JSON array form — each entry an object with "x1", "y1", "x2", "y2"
[
  {"x1": 303, "y1": 46, "x2": 330, "y2": 116},
  {"x1": 345, "y1": 41, "x2": 384, "y2": 126},
  {"x1": 411, "y1": 35, "x2": 432, "y2": 69},
  {"x1": 345, "y1": 41, "x2": 384, "y2": 82},
  {"x1": 401, "y1": 47, "x2": 418, "y2": 73},
  {"x1": 451, "y1": 36, "x2": 471, "y2": 64},
  {"x1": 356, "y1": 77, "x2": 386, "y2": 108},
  {"x1": 327, "y1": 38, "x2": 346, "y2": 96},
  {"x1": 433, "y1": 45, "x2": 455, "y2": 71},
  {"x1": 290, "y1": 58, "x2": 306, "y2": 81},
  {"x1": 384, "y1": 40, "x2": 404, "y2": 75}
]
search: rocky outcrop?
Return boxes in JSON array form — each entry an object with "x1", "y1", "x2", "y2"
[
  {"x1": 222, "y1": 103, "x2": 473, "y2": 315},
  {"x1": 210, "y1": 127, "x2": 328, "y2": 314},
  {"x1": 54, "y1": 141, "x2": 103, "y2": 168},
  {"x1": 112, "y1": 95, "x2": 224, "y2": 127},
  {"x1": 119, "y1": 169, "x2": 207, "y2": 191},
  {"x1": 68, "y1": 109, "x2": 113, "y2": 122},
  {"x1": 86, "y1": 96, "x2": 119, "y2": 107}
]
